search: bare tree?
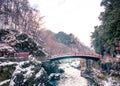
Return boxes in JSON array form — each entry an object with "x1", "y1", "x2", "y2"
[{"x1": 0, "y1": 0, "x2": 43, "y2": 32}]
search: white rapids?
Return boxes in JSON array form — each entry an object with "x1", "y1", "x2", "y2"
[{"x1": 57, "y1": 62, "x2": 88, "y2": 86}]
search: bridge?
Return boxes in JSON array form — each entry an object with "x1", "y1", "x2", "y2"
[
  {"x1": 46, "y1": 53, "x2": 102, "y2": 61},
  {"x1": 44, "y1": 53, "x2": 102, "y2": 74}
]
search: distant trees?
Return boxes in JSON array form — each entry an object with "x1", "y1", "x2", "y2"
[
  {"x1": 91, "y1": 0, "x2": 120, "y2": 55},
  {"x1": 0, "y1": 0, "x2": 43, "y2": 32},
  {"x1": 0, "y1": 0, "x2": 46, "y2": 58},
  {"x1": 39, "y1": 30, "x2": 72, "y2": 56},
  {"x1": 0, "y1": 0, "x2": 44, "y2": 50},
  {"x1": 55, "y1": 31, "x2": 75, "y2": 45}
]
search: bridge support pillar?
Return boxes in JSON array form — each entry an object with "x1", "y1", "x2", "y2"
[{"x1": 85, "y1": 59, "x2": 92, "y2": 74}]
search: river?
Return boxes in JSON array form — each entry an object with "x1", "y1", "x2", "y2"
[
  {"x1": 50, "y1": 59, "x2": 88, "y2": 86},
  {"x1": 52, "y1": 59, "x2": 120, "y2": 86},
  {"x1": 57, "y1": 63, "x2": 88, "y2": 86}
]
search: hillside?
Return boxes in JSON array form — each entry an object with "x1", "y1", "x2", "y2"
[
  {"x1": 0, "y1": 0, "x2": 95, "y2": 85},
  {"x1": 0, "y1": 0, "x2": 94, "y2": 59},
  {"x1": 0, "y1": 28, "x2": 94, "y2": 59},
  {"x1": 0, "y1": 0, "x2": 120, "y2": 86},
  {"x1": 38, "y1": 29, "x2": 94, "y2": 56},
  {"x1": 0, "y1": 29, "x2": 46, "y2": 59}
]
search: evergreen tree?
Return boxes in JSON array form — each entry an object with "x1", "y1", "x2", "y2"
[{"x1": 91, "y1": 0, "x2": 120, "y2": 54}]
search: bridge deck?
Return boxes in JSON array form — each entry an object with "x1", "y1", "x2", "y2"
[{"x1": 47, "y1": 55, "x2": 101, "y2": 62}]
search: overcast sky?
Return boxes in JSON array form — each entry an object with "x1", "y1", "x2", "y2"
[{"x1": 29, "y1": 0, "x2": 103, "y2": 47}]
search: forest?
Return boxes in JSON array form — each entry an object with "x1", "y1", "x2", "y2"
[{"x1": 91, "y1": 0, "x2": 120, "y2": 56}]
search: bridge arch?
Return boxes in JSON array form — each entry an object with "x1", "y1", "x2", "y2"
[
  {"x1": 43, "y1": 55, "x2": 101, "y2": 74},
  {"x1": 46, "y1": 55, "x2": 101, "y2": 62}
]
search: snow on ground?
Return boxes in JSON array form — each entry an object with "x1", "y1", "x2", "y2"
[
  {"x1": 0, "y1": 79, "x2": 10, "y2": 86},
  {"x1": 101, "y1": 77, "x2": 120, "y2": 86},
  {"x1": 35, "y1": 68, "x2": 44, "y2": 79},
  {"x1": 12, "y1": 61, "x2": 34, "y2": 78},
  {"x1": 0, "y1": 62, "x2": 18, "y2": 67},
  {"x1": 58, "y1": 62, "x2": 88, "y2": 86},
  {"x1": 0, "y1": 43, "x2": 15, "y2": 52},
  {"x1": 9, "y1": 59, "x2": 48, "y2": 86}
]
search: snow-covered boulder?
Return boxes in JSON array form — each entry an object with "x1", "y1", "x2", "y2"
[
  {"x1": 9, "y1": 60, "x2": 50, "y2": 86},
  {"x1": 0, "y1": 62, "x2": 18, "y2": 85},
  {"x1": 49, "y1": 73, "x2": 60, "y2": 81},
  {"x1": 0, "y1": 29, "x2": 47, "y2": 59}
]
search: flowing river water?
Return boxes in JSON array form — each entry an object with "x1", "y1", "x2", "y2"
[
  {"x1": 49, "y1": 59, "x2": 91, "y2": 86},
  {"x1": 57, "y1": 63, "x2": 88, "y2": 86},
  {"x1": 48, "y1": 59, "x2": 120, "y2": 86}
]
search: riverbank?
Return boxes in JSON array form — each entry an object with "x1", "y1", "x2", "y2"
[{"x1": 85, "y1": 60, "x2": 120, "y2": 86}]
